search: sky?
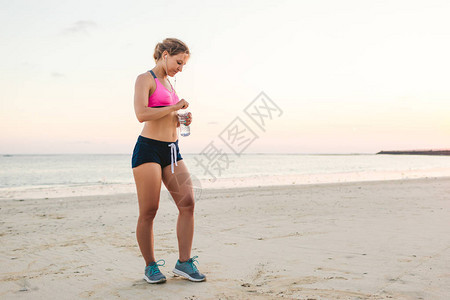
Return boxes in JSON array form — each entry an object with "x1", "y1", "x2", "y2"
[{"x1": 0, "y1": 0, "x2": 449, "y2": 154}]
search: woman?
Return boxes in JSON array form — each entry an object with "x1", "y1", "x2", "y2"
[{"x1": 131, "y1": 38, "x2": 205, "y2": 284}]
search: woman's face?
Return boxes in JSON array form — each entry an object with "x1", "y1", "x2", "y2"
[{"x1": 163, "y1": 52, "x2": 189, "y2": 77}]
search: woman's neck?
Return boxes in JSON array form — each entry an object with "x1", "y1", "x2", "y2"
[{"x1": 152, "y1": 64, "x2": 168, "y2": 79}]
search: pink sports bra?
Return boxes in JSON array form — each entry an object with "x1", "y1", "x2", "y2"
[{"x1": 148, "y1": 70, "x2": 179, "y2": 107}]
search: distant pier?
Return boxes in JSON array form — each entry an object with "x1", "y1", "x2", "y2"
[{"x1": 377, "y1": 150, "x2": 450, "y2": 156}]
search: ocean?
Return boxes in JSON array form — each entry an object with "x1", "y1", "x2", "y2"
[{"x1": 1, "y1": 153, "x2": 450, "y2": 200}]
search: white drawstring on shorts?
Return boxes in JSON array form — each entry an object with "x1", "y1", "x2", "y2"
[{"x1": 168, "y1": 143, "x2": 178, "y2": 174}]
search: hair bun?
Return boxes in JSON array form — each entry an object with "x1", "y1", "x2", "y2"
[{"x1": 153, "y1": 38, "x2": 190, "y2": 62}]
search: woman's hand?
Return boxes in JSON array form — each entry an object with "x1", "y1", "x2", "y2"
[
  {"x1": 177, "y1": 112, "x2": 192, "y2": 127},
  {"x1": 174, "y1": 99, "x2": 189, "y2": 110},
  {"x1": 184, "y1": 112, "x2": 192, "y2": 126}
]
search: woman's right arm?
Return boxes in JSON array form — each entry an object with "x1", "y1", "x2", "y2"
[{"x1": 133, "y1": 74, "x2": 177, "y2": 123}]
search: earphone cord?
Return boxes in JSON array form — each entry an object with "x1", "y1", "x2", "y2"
[
  {"x1": 164, "y1": 55, "x2": 180, "y2": 136},
  {"x1": 165, "y1": 55, "x2": 176, "y2": 92}
]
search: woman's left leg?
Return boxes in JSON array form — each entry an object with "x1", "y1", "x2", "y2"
[{"x1": 162, "y1": 160, "x2": 195, "y2": 262}]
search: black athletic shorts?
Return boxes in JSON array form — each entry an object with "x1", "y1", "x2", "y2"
[{"x1": 131, "y1": 135, "x2": 183, "y2": 172}]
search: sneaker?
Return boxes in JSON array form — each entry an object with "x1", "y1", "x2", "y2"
[
  {"x1": 172, "y1": 255, "x2": 206, "y2": 282},
  {"x1": 144, "y1": 259, "x2": 166, "y2": 284}
]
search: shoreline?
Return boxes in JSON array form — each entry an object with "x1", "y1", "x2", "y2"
[
  {"x1": 5, "y1": 175, "x2": 450, "y2": 201},
  {"x1": 2, "y1": 171, "x2": 450, "y2": 201}
]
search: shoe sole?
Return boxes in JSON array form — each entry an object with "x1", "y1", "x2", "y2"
[
  {"x1": 172, "y1": 268, "x2": 206, "y2": 282},
  {"x1": 144, "y1": 275, "x2": 166, "y2": 284}
]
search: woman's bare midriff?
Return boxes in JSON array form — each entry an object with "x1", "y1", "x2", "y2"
[{"x1": 140, "y1": 109, "x2": 179, "y2": 142}]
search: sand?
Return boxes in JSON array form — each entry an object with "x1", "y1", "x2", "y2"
[{"x1": 1, "y1": 177, "x2": 449, "y2": 299}]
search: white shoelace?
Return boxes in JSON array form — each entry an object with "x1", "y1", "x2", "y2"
[{"x1": 168, "y1": 143, "x2": 178, "y2": 174}]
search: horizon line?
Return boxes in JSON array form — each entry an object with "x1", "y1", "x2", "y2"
[{"x1": 1, "y1": 152, "x2": 379, "y2": 156}]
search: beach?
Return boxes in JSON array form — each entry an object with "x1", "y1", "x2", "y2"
[{"x1": 1, "y1": 177, "x2": 449, "y2": 299}]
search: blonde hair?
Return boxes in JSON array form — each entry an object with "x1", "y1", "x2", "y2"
[{"x1": 153, "y1": 38, "x2": 190, "y2": 62}]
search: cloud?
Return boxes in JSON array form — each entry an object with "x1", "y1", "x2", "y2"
[
  {"x1": 51, "y1": 72, "x2": 65, "y2": 78},
  {"x1": 20, "y1": 62, "x2": 39, "y2": 68},
  {"x1": 60, "y1": 20, "x2": 98, "y2": 36}
]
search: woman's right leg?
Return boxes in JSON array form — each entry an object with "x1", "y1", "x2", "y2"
[{"x1": 133, "y1": 162, "x2": 162, "y2": 266}]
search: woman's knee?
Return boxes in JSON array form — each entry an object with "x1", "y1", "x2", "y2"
[
  {"x1": 176, "y1": 195, "x2": 195, "y2": 213},
  {"x1": 138, "y1": 205, "x2": 159, "y2": 222}
]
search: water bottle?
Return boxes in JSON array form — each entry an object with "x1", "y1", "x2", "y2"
[
  {"x1": 181, "y1": 123, "x2": 190, "y2": 137},
  {"x1": 177, "y1": 111, "x2": 190, "y2": 137}
]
